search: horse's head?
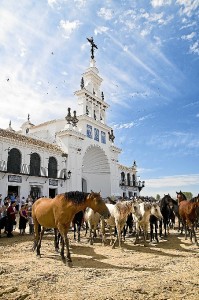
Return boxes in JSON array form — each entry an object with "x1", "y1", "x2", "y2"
[
  {"x1": 87, "y1": 192, "x2": 110, "y2": 219},
  {"x1": 151, "y1": 203, "x2": 163, "y2": 220},
  {"x1": 176, "y1": 191, "x2": 187, "y2": 203},
  {"x1": 161, "y1": 194, "x2": 171, "y2": 207}
]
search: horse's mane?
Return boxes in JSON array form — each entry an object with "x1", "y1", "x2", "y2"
[
  {"x1": 170, "y1": 198, "x2": 178, "y2": 205},
  {"x1": 64, "y1": 191, "x2": 89, "y2": 204}
]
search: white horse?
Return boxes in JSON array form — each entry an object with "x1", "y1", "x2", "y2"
[
  {"x1": 132, "y1": 201, "x2": 162, "y2": 246},
  {"x1": 84, "y1": 207, "x2": 101, "y2": 245},
  {"x1": 101, "y1": 201, "x2": 133, "y2": 248}
]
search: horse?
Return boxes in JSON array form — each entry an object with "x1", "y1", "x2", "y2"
[
  {"x1": 176, "y1": 191, "x2": 188, "y2": 233},
  {"x1": 167, "y1": 197, "x2": 179, "y2": 229},
  {"x1": 72, "y1": 210, "x2": 85, "y2": 242},
  {"x1": 84, "y1": 207, "x2": 101, "y2": 245},
  {"x1": 32, "y1": 191, "x2": 110, "y2": 266},
  {"x1": 159, "y1": 194, "x2": 174, "y2": 237},
  {"x1": 133, "y1": 201, "x2": 162, "y2": 246},
  {"x1": 178, "y1": 199, "x2": 199, "y2": 246},
  {"x1": 101, "y1": 200, "x2": 133, "y2": 248}
]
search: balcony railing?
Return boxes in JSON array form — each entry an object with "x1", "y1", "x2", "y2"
[
  {"x1": 0, "y1": 160, "x2": 63, "y2": 180},
  {"x1": 119, "y1": 179, "x2": 145, "y2": 191}
]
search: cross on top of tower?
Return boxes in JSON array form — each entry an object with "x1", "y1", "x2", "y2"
[{"x1": 87, "y1": 37, "x2": 98, "y2": 59}]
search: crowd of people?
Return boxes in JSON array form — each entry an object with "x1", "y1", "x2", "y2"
[{"x1": 0, "y1": 193, "x2": 34, "y2": 238}]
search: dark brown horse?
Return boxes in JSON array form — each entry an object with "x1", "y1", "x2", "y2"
[
  {"x1": 177, "y1": 191, "x2": 199, "y2": 246},
  {"x1": 159, "y1": 194, "x2": 173, "y2": 237},
  {"x1": 32, "y1": 191, "x2": 110, "y2": 266}
]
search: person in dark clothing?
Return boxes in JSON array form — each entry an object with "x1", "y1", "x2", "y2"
[
  {"x1": 19, "y1": 204, "x2": 28, "y2": 235},
  {"x1": 6, "y1": 200, "x2": 17, "y2": 237}
]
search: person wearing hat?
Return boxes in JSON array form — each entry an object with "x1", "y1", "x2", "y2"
[{"x1": 6, "y1": 200, "x2": 17, "y2": 237}]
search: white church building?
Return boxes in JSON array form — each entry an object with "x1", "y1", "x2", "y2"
[{"x1": 0, "y1": 38, "x2": 145, "y2": 200}]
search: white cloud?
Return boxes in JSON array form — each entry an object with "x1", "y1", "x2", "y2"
[
  {"x1": 98, "y1": 7, "x2": 114, "y2": 20},
  {"x1": 181, "y1": 32, "x2": 196, "y2": 40},
  {"x1": 141, "y1": 174, "x2": 199, "y2": 197},
  {"x1": 94, "y1": 26, "x2": 109, "y2": 35},
  {"x1": 48, "y1": 0, "x2": 57, "y2": 7},
  {"x1": 74, "y1": 0, "x2": 86, "y2": 8},
  {"x1": 59, "y1": 20, "x2": 81, "y2": 39},
  {"x1": 189, "y1": 41, "x2": 199, "y2": 55},
  {"x1": 140, "y1": 26, "x2": 152, "y2": 37},
  {"x1": 177, "y1": 0, "x2": 199, "y2": 17},
  {"x1": 148, "y1": 131, "x2": 199, "y2": 149},
  {"x1": 151, "y1": 0, "x2": 172, "y2": 7},
  {"x1": 154, "y1": 36, "x2": 162, "y2": 46},
  {"x1": 114, "y1": 122, "x2": 135, "y2": 129}
]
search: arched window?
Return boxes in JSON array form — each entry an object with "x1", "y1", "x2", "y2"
[
  {"x1": 7, "y1": 148, "x2": 21, "y2": 174},
  {"x1": 121, "y1": 172, "x2": 125, "y2": 181},
  {"x1": 30, "y1": 153, "x2": 41, "y2": 176},
  {"x1": 132, "y1": 174, "x2": 136, "y2": 187},
  {"x1": 127, "y1": 173, "x2": 131, "y2": 186},
  {"x1": 48, "y1": 157, "x2": 57, "y2": 178}
]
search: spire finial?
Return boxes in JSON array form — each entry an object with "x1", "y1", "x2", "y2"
[
  {"x1": 80, "y1": 77, "x2": 84, "y2": 89},
  {"x1": 87, "y1": 37, "x2": 98, "y2": 59}
]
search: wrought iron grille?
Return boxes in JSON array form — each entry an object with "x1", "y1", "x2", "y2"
[
  {"x1": 7, "y1": 148, "x2": 21, "y2": 174},
  {"x1": 30, "y1": 153, "x2": 41, "y2": 176},
  {"x1": 48, "y1": 157, "x2": 57, "y2": 178}
]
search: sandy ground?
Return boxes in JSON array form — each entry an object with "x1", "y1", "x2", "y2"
[{"x1": 0, "y1": 225, "x2": 199, "y2": 300}]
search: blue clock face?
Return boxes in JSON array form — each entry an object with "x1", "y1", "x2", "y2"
[
  {"x1": 94, "y1": 128, "x2": 99, "y2": 141},
  {"x1": 87, "y1": 124, "x2": 92, "y2": 138}
]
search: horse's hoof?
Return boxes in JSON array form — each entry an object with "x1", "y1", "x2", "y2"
[
  {"x1": 36, "y1": 254, "x2": 41, "y2": 258},
  {"x1": 67, "y1": 260, "x2": 73, "y2": 268}
]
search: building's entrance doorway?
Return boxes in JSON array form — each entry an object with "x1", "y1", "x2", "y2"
[
  {"x1": 30, "y1": 186, "x2": 41, "y2": 200},
  {"x1": 82, "y1": 145, "x2": 111, "y2": 197},
  {"x1": 49, "y1": 188, "x2": 56, "y2": 198},
  {"x1": 7, "y1": 185, "x2": 19, "y2": 198}
]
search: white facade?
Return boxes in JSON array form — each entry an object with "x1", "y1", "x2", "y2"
[{"x1": 0, "y1": 55, "x2": 144, "y2": 200}]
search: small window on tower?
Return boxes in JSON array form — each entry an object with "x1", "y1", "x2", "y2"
[{"x1": 87, "y1": 124, "x2": 92, "y2": 139}]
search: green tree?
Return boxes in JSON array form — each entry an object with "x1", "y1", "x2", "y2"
[
  {"x1": 182, "y1": 192, "x2": 193, "y2": 200},
  {"x1": 156, "y1": 194, "x2": 161, "y2": 200}
]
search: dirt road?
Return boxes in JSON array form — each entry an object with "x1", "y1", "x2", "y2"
[{"x1": 0, "y1": 229, "x2": 199, "y2": 300}]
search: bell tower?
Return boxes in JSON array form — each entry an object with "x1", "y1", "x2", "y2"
[{"x1": 75, "y1": 37, "x2": 109, "y2": 125}]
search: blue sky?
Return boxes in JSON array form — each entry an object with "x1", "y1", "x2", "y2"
[{"x1": 0, "y1": 0, "x2": 199, "y2": 198}]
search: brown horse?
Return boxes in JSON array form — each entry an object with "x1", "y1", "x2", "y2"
[
  {"x1": 177, "y1": 191, "x2": 199, "y2": 246},
  {"x1": 176, "y1": 190, "x2": 187, "y2": 203},
  {"x1": 32, "y1": 191, "x2": 110, "y2": 266}
]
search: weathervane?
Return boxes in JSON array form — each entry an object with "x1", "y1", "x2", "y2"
[{"x1": 87, "y1": 37, "x2": 98, "y2": 59}]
